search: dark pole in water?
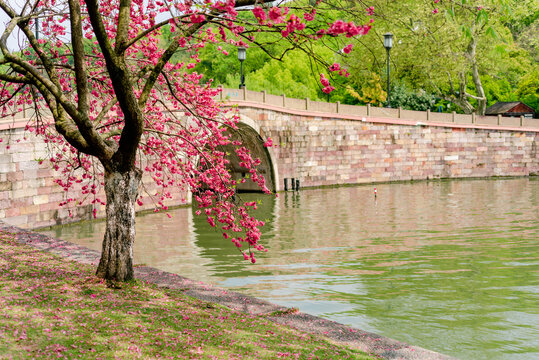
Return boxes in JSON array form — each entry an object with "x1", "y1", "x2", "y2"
[
  {"x1": 295, "y1": 179, "x2": 300, "y2": 191},
  {"x1": 291, "y1": 178, "x2": 295, "y2": 191},
  {"x1": 284, "y1": 178, "x2": 288, "y2": 192}
]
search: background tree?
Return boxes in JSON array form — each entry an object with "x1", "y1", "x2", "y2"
[
  {"x1": 341, "y1": 0, "x2": 538, "y2": 114},
  {"x1": 187, "y1": 0, "x2": 537, "y2": 115},
  {"x1": 0, "y1": 0, "x2": 371, "y2": 281}
]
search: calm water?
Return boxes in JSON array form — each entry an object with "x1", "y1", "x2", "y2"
[{"x1": 41, "y1": 179, "x2": 539, "y2": 360}]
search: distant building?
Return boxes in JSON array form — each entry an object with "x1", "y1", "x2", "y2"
[{"x1": 485, "y1": 102, "x2": 536, "y2": 118}]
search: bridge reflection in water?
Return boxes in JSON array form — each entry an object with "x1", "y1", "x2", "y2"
[{"x1": 41, "y1": 178, "x2": 539, "y2": 360}]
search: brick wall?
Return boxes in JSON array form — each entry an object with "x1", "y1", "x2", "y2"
[
  {"x1": 0, "y1": 126, "x2": 189, "y2": 229},
  {"x1": 239, "y1": 107, "x2": 539, "y2": 189}
]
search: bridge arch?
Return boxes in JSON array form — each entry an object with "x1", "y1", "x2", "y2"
[{"x1": 223, "y1": 115, "x2": 278, "y2": 193}]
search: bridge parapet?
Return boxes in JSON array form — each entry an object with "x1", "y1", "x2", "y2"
[
  {"x1": 218, "y1": 87, "x2": 539, "y2": 130},
  {"x1": 2, "y1": 88, "x2": 538, "y2": 130}
]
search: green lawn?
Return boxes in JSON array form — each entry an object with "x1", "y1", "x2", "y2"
[{"x1": 0, "y1": 230, "x2": 376, "y2": 359}]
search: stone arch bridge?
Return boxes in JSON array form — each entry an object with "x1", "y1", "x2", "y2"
[
  {"x1": 1, "y1": 88, "x2": 538, "y2": 227},
  {"x1": 220, "y1": 88, "x2": 539, "y2": 193}
]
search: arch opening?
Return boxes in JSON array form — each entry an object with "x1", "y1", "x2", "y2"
[{"x1": 223, "y1": 122, "x2": 276, "y2": 193}]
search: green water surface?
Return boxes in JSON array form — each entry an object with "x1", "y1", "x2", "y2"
[{"x1": 41, "y1": 178, "x2": 539, "y2": 360}]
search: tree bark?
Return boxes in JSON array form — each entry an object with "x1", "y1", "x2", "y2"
[
  {"x1": 467, "y1": 34, "x2": 487, "y2": 115},
  {"x1": 96, "y1": 168, "x2": 142, "y2": 281}
]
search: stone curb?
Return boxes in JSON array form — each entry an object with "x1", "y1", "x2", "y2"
[{"x1": 1, "y1": 221, "x2": 456, "y2": 360}]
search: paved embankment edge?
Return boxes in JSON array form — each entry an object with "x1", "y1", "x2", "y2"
[{"x1": 0, "y1": 220, "x2": 456, "y2": 360}]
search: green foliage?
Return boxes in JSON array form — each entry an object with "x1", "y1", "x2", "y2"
[
  {"x1": 389, "y1": 83, "x2": 436, "y2": 111},
  {"x1": 338, "y1": 0, "x2": 539, "y2": 115},
  {"x1": 482, "y1": 76, "x2": 516, "y2": 106},
  {"x1": 183, "y1": 0, "x2": 537, "y2": 114},
  {"x1": 346, "y1": 72, "x2": 387, "y2": 106},
  {"x1": 514, "y1": 67, "x2": 539, "y2": 111},
  {"x1": 231, "y1": 51, "x2": 324, "y2": 100}
]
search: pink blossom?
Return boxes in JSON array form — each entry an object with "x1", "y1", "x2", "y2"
[
  {"x1": 285, "y1": 14, "x2": 305, "y2": 35},
  {"x1": 303, "y1": 9, "x2": 316, "y2": 21},
  {"x1": 252, "y1": 7, "x2": 266, "y2": 23},
  {"x1": 263, "y1": 137, "x2": 273, "y2": 147},
  {"x1": 320, "y1": 73, "x2": 330, "y2": 87},
  {"x1": 268, "y1": 7, "x2": 285, "y2": 24},
  {"x1": 327, "y1": 20, "x2": 346, "y2": 35},
  {"x1": 432, "y1": 8, "x2": 439, "y2": 14},
  {"x1": 329, "y1": 63, "x2": 340, "y2": 72},
  {"x1": 346, "y1": 22, "x2": 360, "y2": 37},
  {"x1": 189, "y1": 13, "x2": 205, "y2": 23},
  {"x1": 343, "y1": 44, "x2": 353, "y2": 54},
  {"x1": 322, "y1": 85, "x2": 335, "y2": 94}
]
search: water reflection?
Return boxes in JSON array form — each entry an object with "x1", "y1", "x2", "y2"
[{"x1": 40, "y1": 178, "x2": 539, "y2": 360}]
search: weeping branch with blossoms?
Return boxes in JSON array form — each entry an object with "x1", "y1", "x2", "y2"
[{"x1": 0, "y1": 0, "x2": 373, "y2": 279}]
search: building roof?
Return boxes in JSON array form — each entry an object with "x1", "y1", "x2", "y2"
[{"x1": 485, "y1": 101, "x2": 534, "y2": 115}]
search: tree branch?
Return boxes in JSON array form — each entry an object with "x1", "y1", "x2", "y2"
[
  {"x1": 85, "y1": 0, "x2": 145, "y2": 168},
  {"x1": 68, "y1": 0, "x2": 90, "y2": 113},
  {"x1": 115, "y1": 0, "x2": 132, "y2": 55}
]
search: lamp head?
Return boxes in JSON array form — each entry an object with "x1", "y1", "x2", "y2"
[
  {"x1": 383, "y1": 33, "x2": 394, "y2": 49},
  {"x1": 237, "y1": 47, "x2": 246, "y2": 61}
]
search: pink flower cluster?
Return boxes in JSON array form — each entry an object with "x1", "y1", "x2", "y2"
[
  {"x1": 329, "y1": 63, "x2": 340, "y2": 72},
  {"x1": 252, "y1": 7, "x2": 266, "y2": 24},
  {"x1": 212, "y1": 0, "x2": 238, "y2": 17},
  {"x1": 327, "y1": 20, "x2": 371, "y2": 38},
  {"x1": 320, "y1": 73, "x2": 335, "y2": 94},
  {"x1": 343, "y1": 44, "x2": 353, "y2": 54},
  {"x1": 281, "y1": 14, "x2": 306, "y2": 37},
  {"x1": 190, "y1": 13, "x2": 205, "y2": 23},
  {"x1": 269, "y1": 7, "x2": 288, "y2": 24},
  {"x1": 303, "y1": 9, "x2": 316, "y2": 21}
]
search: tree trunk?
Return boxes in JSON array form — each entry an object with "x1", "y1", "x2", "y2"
[
  {"x1": 96, "y1": 168, "x2": 142, "y2": 281},
  {"x1": 470, "y1": 56, "x2": 487, "y2": 115},
  {"x1": 467, "y1": 34, "x2": 487, "y2": 115},
  {"x1": 452, "y1": 72, "x2": 476, "y2": 114}
]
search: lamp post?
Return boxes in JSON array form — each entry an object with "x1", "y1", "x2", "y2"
[
  {"x1": 238, "y1": 47, "x2": 246, "y2": 89},
  {"x1": 383, "y1": 33, "x2": 393, "y2": 108}
]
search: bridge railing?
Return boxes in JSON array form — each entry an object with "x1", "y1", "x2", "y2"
[
  {"x1": 3, "y1": 88, "x2": 538, "y2": 130},
  {"x1": 218, "y1": 87, "x2": 539, "y2": 129}
]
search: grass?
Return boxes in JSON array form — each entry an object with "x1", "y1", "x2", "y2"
[{"x1": 0, "y1": 230, "x2": 377, "y2": 359}]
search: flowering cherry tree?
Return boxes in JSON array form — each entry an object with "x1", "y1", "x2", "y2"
[{"x1": 0, "y1": 0, "x2": 372, "y2": 281}]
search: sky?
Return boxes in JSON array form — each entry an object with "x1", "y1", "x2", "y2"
[{"x1": 0, "y1": 1, "x2": 31, "y2": 51}]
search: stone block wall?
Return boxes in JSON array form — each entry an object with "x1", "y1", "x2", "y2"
[
  {"x1": 240, "y1": 107, "x2": 539, "y2": 189},
  {"x1": 1, "y1": 104, "x2": 538, "y2": 229},
  {"x1": 0, "y1": 126, "x2": 189, "y2": 229}
]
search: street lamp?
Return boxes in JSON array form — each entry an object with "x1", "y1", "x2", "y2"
[
  {"x1": 383, "y1": 33, "x2": 393, "y2": 108},
  {"x1": 238, "y1": 47, "x2": 246, "y2": 89}
]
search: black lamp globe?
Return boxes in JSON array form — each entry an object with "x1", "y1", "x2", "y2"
[{"x1": 238, "y1": 47, "x2": 246, "y2": 89}]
